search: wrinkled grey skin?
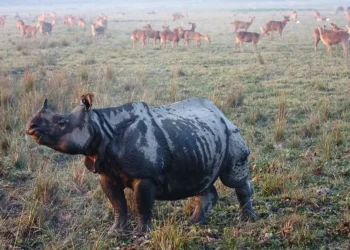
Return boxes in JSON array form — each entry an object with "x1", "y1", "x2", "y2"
[{"x1": 26, "y1": 94, "x2": 255, "y2": 234}]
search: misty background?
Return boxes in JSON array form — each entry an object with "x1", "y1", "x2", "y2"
[{"x1": 0, "y1": 0, "x2": 347, "y2": 14}]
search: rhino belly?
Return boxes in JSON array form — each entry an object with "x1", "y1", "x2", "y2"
[{"x1": 155, "y1": 117, "x2": 228, "y2": 200}]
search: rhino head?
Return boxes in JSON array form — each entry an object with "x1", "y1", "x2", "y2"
[{"x1": 26, "y1": 93, "x2": 97, "y2": 155}]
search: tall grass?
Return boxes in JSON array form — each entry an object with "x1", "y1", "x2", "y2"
[{"x1": 274, "y1": 94, "x2": 287, "y2": 142}]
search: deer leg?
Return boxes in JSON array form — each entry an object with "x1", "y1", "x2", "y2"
[
  {"x1": 240, "y1": 42, "x2": 243, "y2": 52},
  {"x1": 327, "y1": 45, "x2": 332, "y2": 56},
  {"x1": 342, "y1": 42, "x2": 348, "y2": 56},
  {"x1": 314, "y1": 38, "x2": 319, "y2": 51}
]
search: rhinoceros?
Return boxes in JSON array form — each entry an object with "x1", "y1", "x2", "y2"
[{"x1": 25, "y1": 93, "x2": 255, "y2": 233}]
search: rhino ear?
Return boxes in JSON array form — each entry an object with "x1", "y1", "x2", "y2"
[
  {"x1": 42, "y1": 98, "x2": 48, "y2": 109},
  {"x1": 81, "y1": 93, "x2": 94, "y2": 111}
]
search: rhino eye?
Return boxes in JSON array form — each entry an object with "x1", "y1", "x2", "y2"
[{"x1": 57, "y1": 119, "x2": 67, "y2": 127}]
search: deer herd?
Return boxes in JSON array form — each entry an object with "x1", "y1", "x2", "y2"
[
  {"x1": 233, "y1": 9, "x2": 350, "y2": 55},
  {"x1": 131, "y1": 21, "x2": 210, "y2": 49},
  {"x1": 1, "y1": 8, "x2": 350, "y2": 56},
  {"x1": 10, "y1": 13, "x2": 106, "y2": 39}
]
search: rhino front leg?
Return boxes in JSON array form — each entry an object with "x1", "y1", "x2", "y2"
[
  {"x1": 99, "y1": 173, "x2": 127, "y2": 234},
  {"x1": 190, "y1": 185, "x2": 218, "y2": 224},
  {"x1": 133, "y1": 178, "x2": 156, "y2": 233}
]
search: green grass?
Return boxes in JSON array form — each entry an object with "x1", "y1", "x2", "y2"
[{"x1": 0, "y1": 6, "x2": 350, "y2": 250}]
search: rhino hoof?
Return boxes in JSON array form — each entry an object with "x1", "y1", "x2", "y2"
[
  {"x1": 136, "y1": 223, "x2": 153, "y2": 234},
  {"x1": 102, "y1": 211, "x2": 113, "y2": 221},
  {"x1": 189, "y1": 215, "x2": 207, "y2": 225},
  {"x1": 107, "y1": 221, "x2": 127, "y2": 236},
  {"x1": 107, "y1": 227, "x2": 122, "y2": 237},
  {"x1": 239, "y1": 210, "x2": 257, "y2": 222}
]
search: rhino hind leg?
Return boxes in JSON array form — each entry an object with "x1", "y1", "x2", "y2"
[
  {"x1": 190, "y1": 185, "x2": 218, "y2": 224},
  {"x1": 235, "y1": 180, "x2": 255, "y2": 220},
  {"x1": 99, "y1": 173, "x2": 127, "y2": 235},
  {"x1": 220, "y1": 172, "x2": 255, "y2": 220},
  {"x1": 133, "y1": 178, "x2": 156, "y2": 233}
]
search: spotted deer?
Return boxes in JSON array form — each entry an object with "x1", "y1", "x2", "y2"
[
  {"x1": 231, "y1": 17, "x2": 255, "y2": 32},
  {"x1": 235, "y1": 31, "x2": 260, "y2": 51},
  {"x1": 184, "y1": 31, "x2": 211, "y2": 47},
  {"x1": 143, "y1": 24, "x2": 160, "y2": 44},
  {"x1": 260, "y1": 16, "x2": 290, "y2": 39},
  {"x1": 317, "y1": 26, "x2": 350, "y2": 56},
  {"x1": 160, "y1": 27, "x2": 180, "y2": 48}
]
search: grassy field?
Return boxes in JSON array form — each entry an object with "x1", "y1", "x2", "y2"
[{"x1": 0, "y1": 6, "x2": 350, "y2": 250}]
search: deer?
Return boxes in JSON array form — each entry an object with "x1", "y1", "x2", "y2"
[
  {"x1": 95, "y1": 15, "x2": 107, "y2": 29},
  {"x1": 91, "y1": 23, "x2": 105, "y2": 39},
  {"x1": 260, "y1": 16, "x2": 289, "y2": 39},
  {"x1": 63, "y1": 15, "x2": 74, "y2": 25},
  {"x1": 16, "y1": 20, "x2": 25, "y2": 30},
  {"x1": 317, "y1": 26, "x2": 350, "y2": 56},
  {"x1": 178, "y1": 22, "x2": 196, "y2": 40},
  {"x1": 313, "y1": 25, "x2": 329, "y2": 51},
  {"x1": 76, "y1": 18, "x2": 86, "y2": 29},
  {"x1": 0, "y1": 15, "x2": 6, "y2": 29},
  {"x1": 313, "y1": 10, "x2": 321, "y2": 20},
  {"x1": 172, "y1": 12, "x2": 187, "y2": 21},
  {"x1": 131, "y1": 29, "x2": 147, "y2": 49},
  {"x1": 235, "y1": 31, "x2": 260, "y2": 51},
  {"x1": 160, "y1": 27, "x2": 180, "y2": 48},
  {"x1": 290, "y1": 10, "x2": 297, "y2": 21},
  {"x1": 20, "y1": 25, "x2": 37, "y2": 38},
  {"x1": 37, "y1": 13, "x2": 46, "y2": 22},
  {"x1": 184, "y1": 31, "x2": 211, "y2": 47},
  {"x1": 49, "y1": 12, "x2": 56, "y2": 19},
  {"x1": 231, "y1": 16, "x2": 255, "y2": 33},
  {"x1": 143, "y1": 24, "x2": 160, "y2": 44},
  {"x1": 330, "y1": 22, "x2": 343, "y2": 31},
  {"x1": 37, "y1": 21, "x2": 53, "y2": 36}
]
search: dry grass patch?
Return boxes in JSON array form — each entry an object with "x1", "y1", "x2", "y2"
[
  {"x1": 301, "y1": 113, "x2": 319, "y2": 138},
  {"x1": 150, "y1": 218, "x2": 195, "y2": 250},
  {"x1": 104, "y1": 64, "x2": 114, "y2": 81},
  {"x1": 168, "y1": 81, "x2": 179, "y2": 103},
  {"x1": 23, "y1": 71, "x2": 35, "y2": 93},
  {"x1": 274, "y1": 95, "x2": 287, "y2": 142},
  {"x1": 224, "y1": 85, "x2": 244, "y2": 108},
  {"x1": 318, "y1": 98, "x2": 331, "y2": 121}
]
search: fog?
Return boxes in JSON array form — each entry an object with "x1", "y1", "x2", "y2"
[{"x1": 0, "y1": 0, "x2": 347, "y2": 14}]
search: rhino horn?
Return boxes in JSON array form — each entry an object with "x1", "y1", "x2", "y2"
[{"x1": 81, "y1": 93, "x2": 94, "y2": 111}]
